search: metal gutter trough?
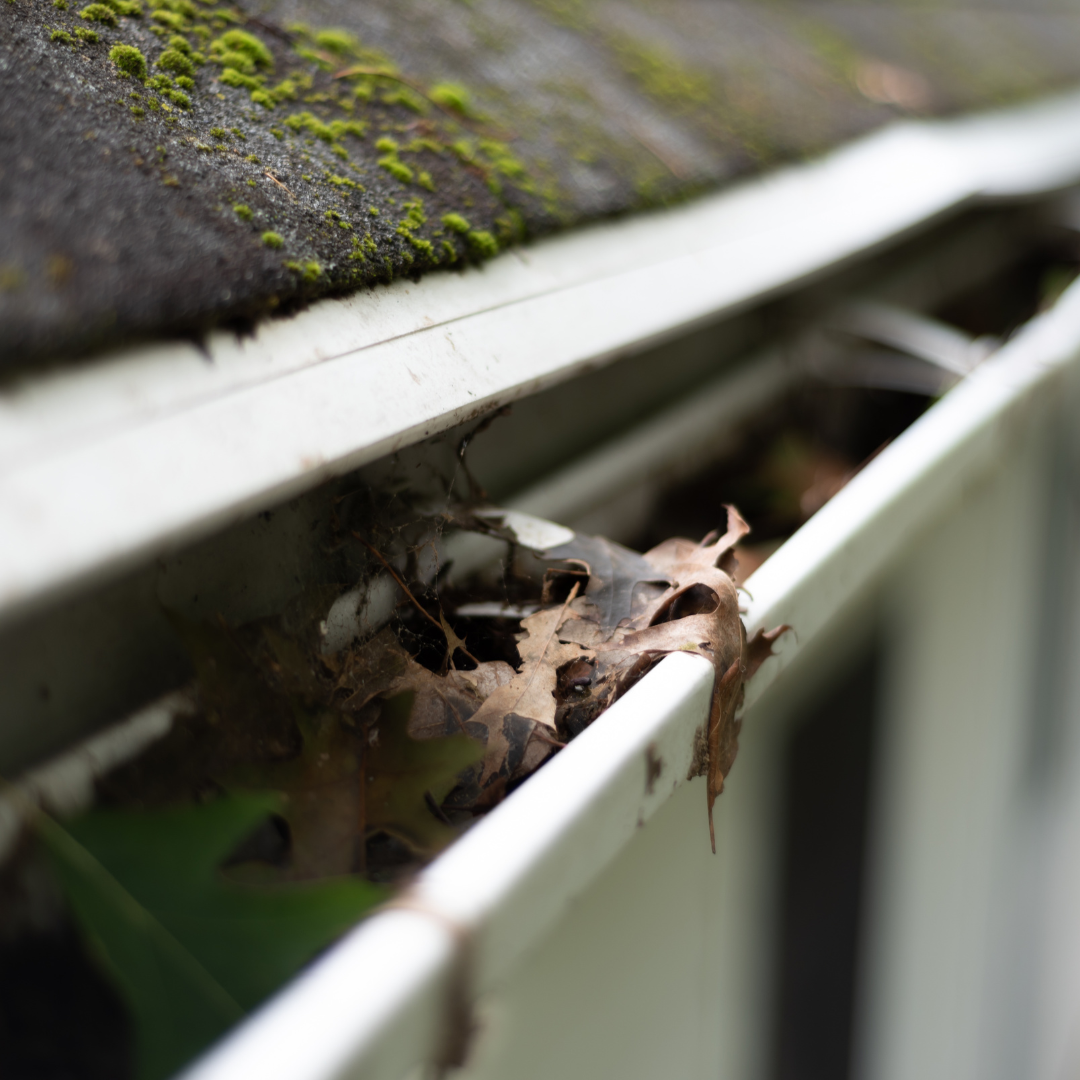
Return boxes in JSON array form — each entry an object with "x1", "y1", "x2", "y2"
[{"x1": 6, "y1": 90, "x2": 1080, "y2": 1080}]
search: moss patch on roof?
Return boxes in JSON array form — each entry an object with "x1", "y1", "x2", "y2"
[{"x1": 3, "y1": 0, "x2": 1080, "y2": 370}]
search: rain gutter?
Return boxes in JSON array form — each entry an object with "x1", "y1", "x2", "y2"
[{"x1": 3, "y1": 90, "x2": 1080, "y2": 626}]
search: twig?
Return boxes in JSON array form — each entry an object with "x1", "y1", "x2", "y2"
[
  {"x1": 529, "y1": 729, "x2": 567, "y2": 749},
  {"x1": 263, "y1": 170, "x2": 295, "y2": 198},
  {"x1": 355, "y1": 535, "x2": 479, "y2": 666}
]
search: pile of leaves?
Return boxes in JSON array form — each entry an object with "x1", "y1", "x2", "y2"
[{"x1": 17, "y1": 505, "x2": 784, "y2": 1079}]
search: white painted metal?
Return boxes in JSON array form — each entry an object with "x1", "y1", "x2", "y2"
[
  {"x1": 172, "y1": 259, "x2": 1080, "y2": 1080},
  {"x1": 5, "y1": 91, "x2": 1080, "y2": 626},
  {"x1": 0, "y1": 688, "x2": 191, "y2": 863}
]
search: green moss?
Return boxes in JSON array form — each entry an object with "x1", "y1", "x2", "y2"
[
  {"x1": 269, "y1": 79, "x2": 298, "y2": 103},
  {"x1": 379, "y1": 158, "x2": 413, "y2": 184},
  {"x1": 374, "y1": 136, "x2": 398, "y2": 153},
  {"x1": 246, "y1": 177, "x2": 257, "y2": 187},
  {"x1": 380, "y1": 86, "x2": 426, "y2": 113},
  {"x1": 175, "y1": 75, "x2": 194, "y2": 89},
  {"x1": 75, "y1": 26, "x2": 99, "y2": 41},
  {"x1": 167, "y1": 33, "x2": 191, "y2": 54},
  {"x1": 150, "y1": 0, "x2": 197, "y2": 18},
  {"x1": 430, "y1": 82, "x2": 471, "y2": 115},
  {"x1": 285, "y1": 259, "x2": 321, "y2": 283},
  {"x1": 130, "y1": 104, "x2": 145, "y2": 116},
  {"x1": 417, "y1": 170, "x2": 434, "y2": 192},
  {"x1": 151, "y1": 9, "x2": 187, "y2": 30},
  {"x1": 250, "y1": 90, "x2": 275, "y2": 109},
  {"x1": 80, "y1": 3, "x2": 117, "y2": 25},
  {"x1": 400, "y1": 198, "x2": 425, "y2": 229},
  {"x1": 233, "y1": 203, "x2": 253, "y2": 220},
  {"x1": 441, "y1": 212, "x2": 470, "y2": 234},
  {"x1": 214, "y1": 49, "x2": 256, "y2": 74},
  {"x1": 162, "y1": 88, "x2": 190, "y2": 108},
  {"x1": 157, "y1": 48, "x2": 194, "y2": 76},
  {"x1": 397, "y1": 225, "x2": 434, "y2": 256},
  {"x1": 244, "y1": 153, "x2": 259, "y2": 162},
  {"x1": 109, "y1": 43, "x2": 147, "y2": 78},
  {"x1": 285, "y1": 111, "x2": 333, "y2": 141},
  {"x1": 368, "y1": 206, "x2": 379, "y2": 215},
  {"x1": 313, "y1": 28, "x2": 357, "y2": 55},
  {"x1": 220, "y1": 68, "x2": 262, "y2": 92},
  {"x1": 230, "y1": 126, "x2": 246, "y2": 138},
  {"x1": 466, "y1": 229, "x2": 498, "y2": 257},
  {"x1": 478, "y1": 139, "x2": 528, "y2": 181},
  {"x1": 51, "y1": 29, "x2": 75, "y2": 44},
  {"x1": 450, "y1": 138, "x2": 475, "y2": 163},
  {"x1": 53, "y1": 0, "x2": 68, "y2": 8},
  {"x1": 330, "y1": 118, "x2": 366, "y2": 139},
  {"x1": 214, "y1": 28, "x2": 272, "y2": 68},
  {"x1": 324, "y1": 210, "x2": 353, "y2": 229},
  {"x1": 262, "y1": 231, "x2": 284, "y2": 248}
]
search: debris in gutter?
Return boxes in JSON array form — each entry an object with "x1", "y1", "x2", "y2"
[{"x1": 0, "y1": 499, "x2": 786, "y2": 1079}]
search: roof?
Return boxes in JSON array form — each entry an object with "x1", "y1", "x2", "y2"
[{"x1": 4, "y1": 0, "x2": 1080, "y2": 371}]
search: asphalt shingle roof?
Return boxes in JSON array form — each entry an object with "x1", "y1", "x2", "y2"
[{"x1": 3, "y1": 0, "x2": 1080, "y2": 371}]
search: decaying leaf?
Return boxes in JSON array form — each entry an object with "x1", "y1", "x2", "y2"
[
  {"x1": 109, "y1": 505, "x2": 786, "y2": 893},
  {"x1": 488, "y1": 504, "x2": 789, "y2": 850},
  {"x1": 364, "y1": 691, "x2": 485, "y2": 852},
  {"x1": 541, "y1": 534, "x2": 672, "y2": 637}
]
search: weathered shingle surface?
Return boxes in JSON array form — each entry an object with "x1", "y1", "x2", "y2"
[{"x1": 3, "y1": 0, "x2": 1080, "y2": 371}]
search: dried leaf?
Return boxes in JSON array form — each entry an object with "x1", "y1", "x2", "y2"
[
  {"x1": 744, "y1": 624, "x2": 791, "y2": 682},
  {"x1": 542, "y1": 534, "x2": 672, "y2": 637},
  {"x1": 222, "y1": 710, "x2": 363, "y2": 880},
  {"x1": 364, "y1": 691, "x2": 484, "y2": 853},
  {"x1": 470, "y1": 505, "x2": 788, "y2": 844},
  {"x1": 706, "y1": 657, "x2": 744, "y2": 854}
]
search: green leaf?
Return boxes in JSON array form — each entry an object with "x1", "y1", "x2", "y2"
[
  {"x1": 40, "y1": 811, "x2": 242, "y2": 1080},
  {"x1": 43, "y1": 795, "x2": 385, "y2": 1080},
  {"x1": 366, "y1": 690, "x2": 486, "y2": 852}
]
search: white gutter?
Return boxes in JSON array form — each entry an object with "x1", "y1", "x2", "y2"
[
  {"x1": 3, "y1": 90, "x2": 1080, "y2": 626},
  {"x1": 179, "y1": 263, "x2": 1080, "y2": 1080}
]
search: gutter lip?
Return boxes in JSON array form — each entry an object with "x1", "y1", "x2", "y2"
[{"x1": 2, "y1": 90, "x2": 1080, "y2": 627}]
